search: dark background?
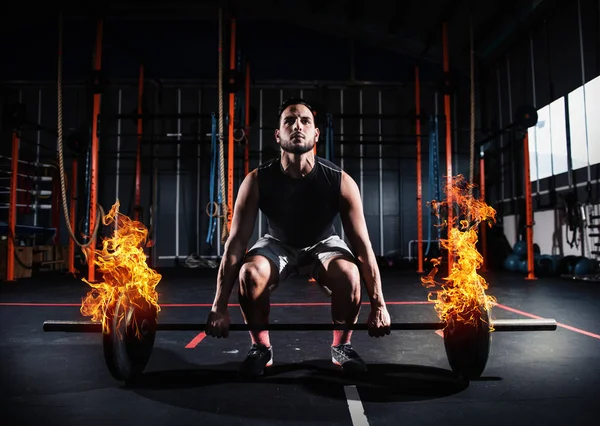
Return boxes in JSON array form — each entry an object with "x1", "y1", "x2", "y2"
[{"x1": 1, "y1": 0, "x2": 598, "y2": 266}]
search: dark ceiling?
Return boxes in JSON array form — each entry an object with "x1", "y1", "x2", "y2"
[{"x1": 3, "y1": 0, "x2": 560, "y2": 80}]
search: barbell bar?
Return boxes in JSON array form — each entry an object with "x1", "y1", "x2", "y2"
[
  {"x1": 41, "y1": 292, "x2": 557, "y2": 384},
  {"x1": 43, "y1": 318, "x2": 557, "y2": 333}
]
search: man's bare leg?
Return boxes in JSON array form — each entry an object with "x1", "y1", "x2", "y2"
[
  {"x1": 238, "y1": 255, "x2": 279, "y2": 375},
  {"x1": 318, "y1": 257, "x2": 366, "y2": 373}
]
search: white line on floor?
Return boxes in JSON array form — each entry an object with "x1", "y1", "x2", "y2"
[{"x1": 344, "y1": 385, "x2": 370, "y2": 426}]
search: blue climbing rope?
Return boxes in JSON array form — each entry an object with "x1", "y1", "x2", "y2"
[
  {"x1": 325, "y1": 114, "x2": 334, "y2": 162},
  {"x1": 206, "y1": 113, "x2": 218, "y2": 244},
  {"x1": 426, "y1": 115, "x2": 442, "y2": 256}
]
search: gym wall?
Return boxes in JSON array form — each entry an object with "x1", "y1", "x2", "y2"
[
  {"x1": 2, "y1": 80, "x2": 464, "y2": 265},
  {"x1": 0, "y1": 13, "x2": 524, "y2": 266},
  {"x1": 479, "y1": 0, "x2": 600, "y2": 256}
]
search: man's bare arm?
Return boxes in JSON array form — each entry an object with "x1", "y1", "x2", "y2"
[
  {"x1": 339, "y1": 171, "x2": 386, "y2": 308},
  {"x1": 212, "y1": 169, "x2": 259, "y2": 312}
]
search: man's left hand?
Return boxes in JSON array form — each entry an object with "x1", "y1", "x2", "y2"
[{"x1": 367, "y1": 304, "x2": 391, "y2": 337}]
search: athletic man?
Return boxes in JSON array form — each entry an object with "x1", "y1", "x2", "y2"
[{"x1": 206, "y1": 97, "x2": 391, "y2": 377}]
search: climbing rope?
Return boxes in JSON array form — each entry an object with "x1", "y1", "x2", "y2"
[
  {"x1": 217, "y1": 8, "x2": 229, "y2": 245},
  {"x1": 468, "y1": 13, "x2": 476, "y2": 194},
  {"x1": 56, "y1": 12, "x2": 104, "y2": 250},
  {"x1": 326, "y1": 114, "x2": 334, "y2": 162},
  {"x1": 426, "y1": 116, "x2": 441, "y2": 257},
  {"x1": 206, "y1": 113, "x2": 223, "y2": 245}
]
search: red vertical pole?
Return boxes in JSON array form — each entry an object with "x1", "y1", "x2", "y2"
[
  {"x1": 227, "y1": 18, "x2": 236, "y2": 232},
  {"x1": 523, "y1": 133, "x2": 537, "y2": 280},
  {"x1": 7, "y1": 131, "x2": 19, "y2": 281},
  {"x1": 135, "y1": 63, "x2": 144, "y2": 221},
  {"x1": 69, "y1": 157, "x2": 78, "y2": 274},
  {"x1": 244, "y1": 61, "x2": 250, "y2": 177},
  {"x1": 415, "y1": 65, "x2": 424, "y2": 273},
  {"x1": 442, "y1": 22, "x2": 454, "y2": 275},
  {"x1": 480, "y1": 153, "x2": 488, "y2": 272},
  {"x1": 88, "y1": 18, "x2": 103, "y2": 283}
]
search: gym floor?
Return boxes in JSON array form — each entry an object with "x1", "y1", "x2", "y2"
[{"x1": 1, "y1": 268, "x2": 598, "y2": 426}]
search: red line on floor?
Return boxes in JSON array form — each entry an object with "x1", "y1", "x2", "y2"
[
  {"x1": 0, "y1": 301, "x2": 433, "y2": 307},
  {"x1": 494, "y1": 303, "x2": 548, "y2": 319},
  {"x1": 0, "y1": 303, "x2": 82, "y2": 307},
  {"x1": 553, "y1": 323, "x2": 600, "y2": 340},
  {"x1": 185, "y1": 332, "x2": 206, "y2": 348},
  {"x1": 495, "y1": 303, "x2": 600, "y2": 340}
]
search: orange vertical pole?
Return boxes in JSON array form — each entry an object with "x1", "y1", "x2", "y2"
[
  {"x1": 227, "y1": 18, "x2": 236, "y2": 232},
  {"x1": 88, "y1": 18, "x2": 103, "y2": 283},
  {"x1": 479, "y1": 153, "x2": 488, "y2": 272},
  {"x1": 415, "y1": 65, "x2": 424, "y2": 273},
  {"x1": 69, "y1": 157, "x2": 78, "y2": 274},
  {"x1": 7, "y1": 131, "x2": 19, "y2": 281},
  {"x1": 244, "y1": 61, "x2": 250, "y2": 177},
  {"x1": 135, "y1": 63, "x2": 144, "y2": 221},
  {"x1": 442, "y1": 22, "x2": 454, "y2": 275},
  {"x1": 523, "y1": 133, "x2": 537, "y2": 280}
]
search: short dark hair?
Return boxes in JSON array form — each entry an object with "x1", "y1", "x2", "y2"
[{"x1": 277, "y1": 97, "x2": 316, "y2": 123}]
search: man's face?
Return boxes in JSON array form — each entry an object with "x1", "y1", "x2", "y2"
[{"x1": 275, "y1": 104, "x2": 319, "y2": 155}]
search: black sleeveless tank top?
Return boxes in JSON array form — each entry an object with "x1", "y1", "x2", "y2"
[{"x1": 257, "y1": 156, "x2": 343, "y2": 248}]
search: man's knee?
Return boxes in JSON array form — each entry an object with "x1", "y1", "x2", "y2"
[
  {"x1": 321, "y1": 257, "x2": 361, "y2": 295},
  {"x1": 239, "y1": 256, "x2": 276, "y2": 296}
]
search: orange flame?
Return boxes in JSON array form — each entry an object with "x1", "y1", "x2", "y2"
[
  {"x1": 80, "y1": 200, "x2": 161, "y2": 334},
  {"x1": 421, "y1": 175, "x2": 497, "y2": 328}
]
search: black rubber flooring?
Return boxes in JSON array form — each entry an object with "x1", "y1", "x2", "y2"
[{"x1": 1, "y1": 267, "x2": 599, "y2": 425}]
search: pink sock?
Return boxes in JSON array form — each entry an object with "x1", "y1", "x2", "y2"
[
  {"x1": 332, "y1": 329, "x2": 352, "y2": 346},
  {"x1": 250, "y1": 330, "x2": 271, "y2": 348}
]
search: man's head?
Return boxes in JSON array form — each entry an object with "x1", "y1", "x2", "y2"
[{"x1": 275, "y1": 97, "x2": 319, "y2": 155}]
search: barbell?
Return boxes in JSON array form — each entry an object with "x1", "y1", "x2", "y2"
[{"x1": 42, "y1": 294, "x2": 557, "y2": 383}]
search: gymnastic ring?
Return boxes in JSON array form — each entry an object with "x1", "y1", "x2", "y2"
[
  {"x1": 205, "y1": 201, "x2": 220, "y2": 218},
  {"x1": 233, "y1": 128, "x2": 245, "y2": 143}
]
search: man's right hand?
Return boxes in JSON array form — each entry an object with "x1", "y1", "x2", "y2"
[{"x1": 206, "y1": 309, "x2": 231, "y2": 338}]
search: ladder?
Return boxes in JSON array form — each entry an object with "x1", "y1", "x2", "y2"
[{"x1": 590, "y1": 214, "x2": 600, "y2": 259}]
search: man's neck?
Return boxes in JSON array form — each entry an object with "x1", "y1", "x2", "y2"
[{"x1": 280, "y1": 152, "x2": 315, "y2": 178}]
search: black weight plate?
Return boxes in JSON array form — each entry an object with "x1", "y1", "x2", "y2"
[
  {"x1": 102, "y1": 294, "x2": 157, "y2": 382},
  {"x1": 443, "y1": 301, "x2": 491, "y2": 380}
]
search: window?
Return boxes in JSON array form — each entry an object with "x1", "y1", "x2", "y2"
[
  {"x1": 568, "y1": 74, "x2": 600, "y2": 170},
  {"x1": 528, "y1": 126, "x2": 538, "y2": 182},
  {"x1": 535, "y1": 105, "x2": 553, "y2": 180},
  {"x1": 585, "y1": 75, "x2": 600, "y2": 166},
  {"x1": 523, "y1": 74, "x2": 600, "y2": 184},
  {"x1": 549, "y1": 97, "x2": 568, "y2": 175},
  {"x1": 568, "y1": 86, "x2": 588, "y2": 170}
]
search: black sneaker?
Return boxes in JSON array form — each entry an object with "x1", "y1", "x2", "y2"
[
  {"x1": 239, "y1": 343, "x2": 273, "y2": 378},
  {"x1": 331, "y1": 343, "x2": 368, "y2": 373}
]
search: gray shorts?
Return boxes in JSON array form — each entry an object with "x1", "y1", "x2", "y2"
[{"x1": 245, "y1": 234, "x2": 356, "y2": 285}]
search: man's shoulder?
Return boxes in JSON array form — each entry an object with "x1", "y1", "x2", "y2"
[
  {"x1": 316, "y1": 156, "x2": 342, "y2": 174},
  {"x1": 257, "y1": 157, "x2": 280, "y2": 171}
]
